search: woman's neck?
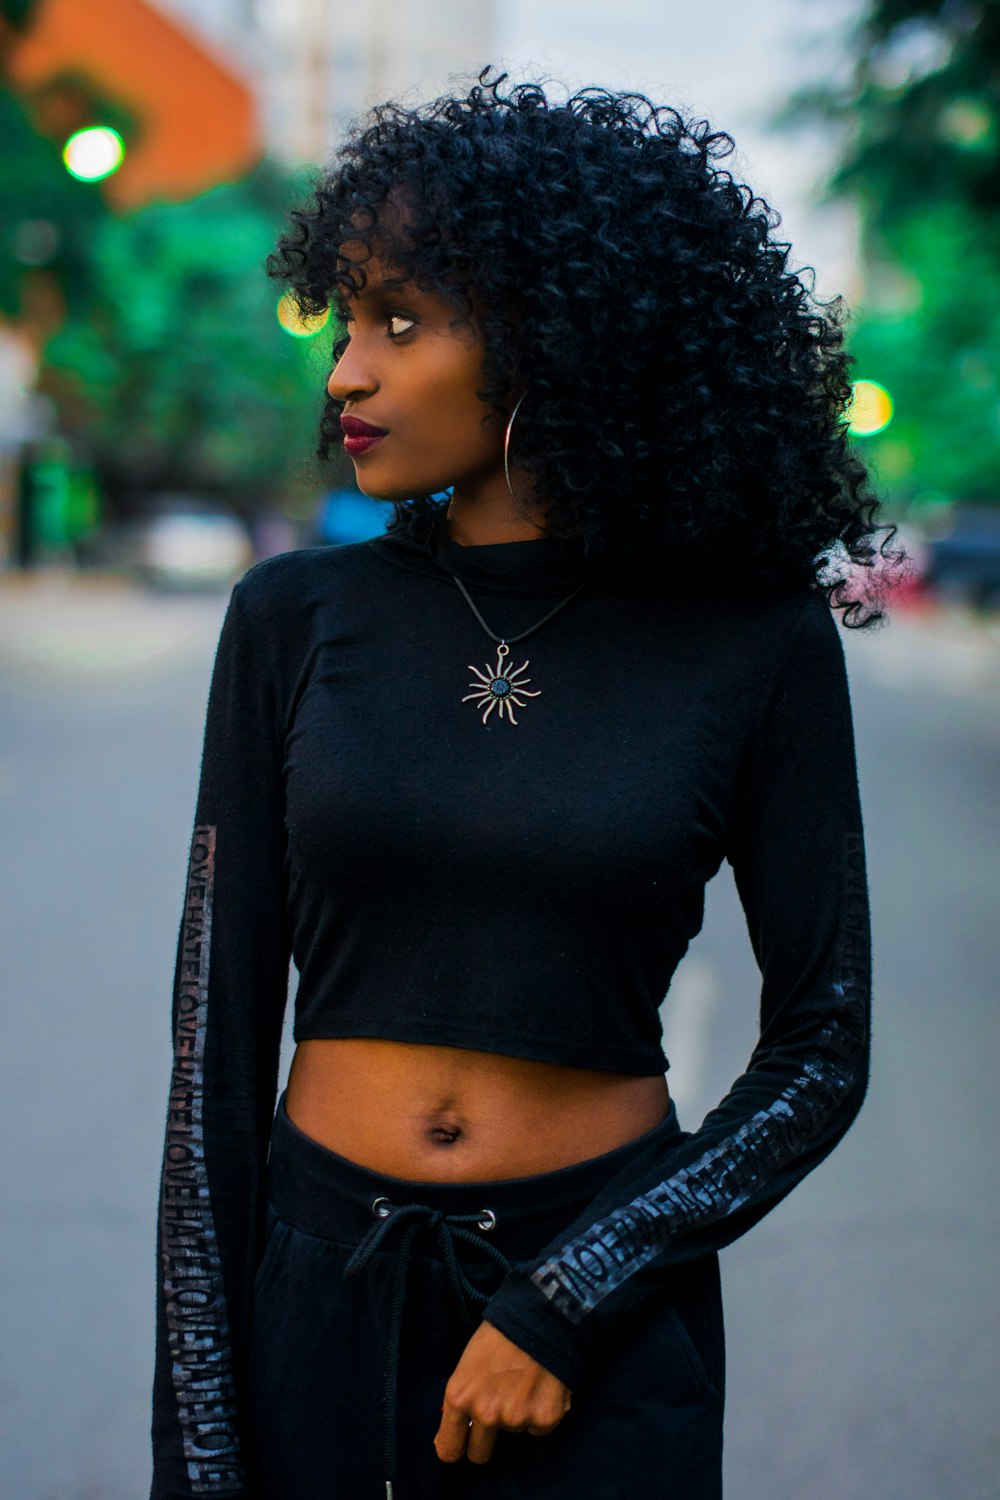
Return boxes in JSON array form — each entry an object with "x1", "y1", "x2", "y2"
[{"x1": 445, "y1": 494, "x2": 549, "y2": 547}]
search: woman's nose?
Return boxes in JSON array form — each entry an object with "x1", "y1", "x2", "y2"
[{"x1": 327, "y1": 345, "x2": 376, "y2": 404}]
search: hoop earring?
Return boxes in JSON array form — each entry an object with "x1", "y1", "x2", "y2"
[{"x1": 503, "y1": 394, "x2": 525, "y2": 502}]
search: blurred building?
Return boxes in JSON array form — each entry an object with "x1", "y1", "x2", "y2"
[{"x1": 158, "y1": 0, "x2": 496, "y2": 164}]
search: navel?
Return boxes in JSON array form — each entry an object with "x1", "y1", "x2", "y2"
[{"x1": 424, "y1": 1113, "x2": 465, "y2": 1147}]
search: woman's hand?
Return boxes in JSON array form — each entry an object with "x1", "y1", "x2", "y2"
[{"x1": 433, "y1": 1319, "x2": 572, "y2": 1465}]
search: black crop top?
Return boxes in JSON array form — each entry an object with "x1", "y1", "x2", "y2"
[{"x1": 150, "y1": 509, "x2": 871, "y2": 1497}]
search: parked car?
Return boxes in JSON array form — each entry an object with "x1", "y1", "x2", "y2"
[
  {"x1": 89, "y1": 494, "x2": 254, "y2": 590},
  {"x1": 923, "y1": 504, "x2": 1000, "y2": 609}
]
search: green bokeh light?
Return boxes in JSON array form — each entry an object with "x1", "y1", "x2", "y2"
[
  {"x1": 847, "y1": 379, "x2": 894, "y2": 437},
  {"x1": 276, "y1": 292, "x2": 330, "y2": 338},
  {"x1": 62, "y1": 127, "x2": 125, "y2": 183}
]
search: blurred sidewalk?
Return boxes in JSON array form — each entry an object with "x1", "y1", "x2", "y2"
[
  {"x1": 844, "y1": 595, "x2": 1000, "y2": 699},
  {"x1": 0, "y1": 568, "x2": 229, "y2": 676}
]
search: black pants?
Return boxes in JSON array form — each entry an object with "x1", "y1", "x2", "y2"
[{"x1": 248, "y1": 1091, "x2": 725, "y2": 1499}]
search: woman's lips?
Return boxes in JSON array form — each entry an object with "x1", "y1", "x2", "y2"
[
  {"x1": 340, "y1": 414, "x2": 388, "y2": 457},
  {"x1": 343, "y1": 432, "x2": 386, "y2": 457}
]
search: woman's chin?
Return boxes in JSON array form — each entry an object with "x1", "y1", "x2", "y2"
[
  {"x1": 350, "y1": 469, "x2": 404, "y2": 502},
  {"x1": 352, "y1": 470, "x2": 443, "y2": 505}
]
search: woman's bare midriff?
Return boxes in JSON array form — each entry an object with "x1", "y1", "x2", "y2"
[{"x1": 285, "y1": 1038, "x2": 671, "y2": 1182}]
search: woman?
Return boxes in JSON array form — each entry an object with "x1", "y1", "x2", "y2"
[{"x1": 151, "y1": 70, "x2": 884, "y2": 1500}]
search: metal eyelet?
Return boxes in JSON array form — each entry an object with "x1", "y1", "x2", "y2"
[
  {"x1": 477, "y1": 1208, "x2": 497, "y2": 1232},
  {"x1": 371, "y1": 1196, "x2": 393, "y2": 1219}
]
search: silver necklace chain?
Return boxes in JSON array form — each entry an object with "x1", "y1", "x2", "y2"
[{"x1": 450, "y1": 572, "x2": 590, "y2": 644}]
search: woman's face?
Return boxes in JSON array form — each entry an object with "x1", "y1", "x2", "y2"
[{"x1": 326, "y1": 252, "x2": 510, "y2": 508}]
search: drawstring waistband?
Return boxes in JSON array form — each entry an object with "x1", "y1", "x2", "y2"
[
  {"x1": 265, "y1": 1092, "x2": 684, "y2": 1495},
  {"x1": 343, "y1": 1196, "x2": 512, "y2": 1500}
]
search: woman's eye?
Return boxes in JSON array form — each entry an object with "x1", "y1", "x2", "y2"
[{"x1": 387, "y1": 314, "x2": 416, "y2": 339}]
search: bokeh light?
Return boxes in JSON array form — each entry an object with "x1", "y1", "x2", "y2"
[
  {"x1": 847, "y1": 379, "x2": 894, "y2": 436},
  {"x1": 62, "y1": 127, "x2": 126, "y2": 182},
  {"x1": 939, "y1": 98, "x2": 993, "y2": 149},
  {"x1": 276, "y1": 293, "x2": 331, "y2": 338}
]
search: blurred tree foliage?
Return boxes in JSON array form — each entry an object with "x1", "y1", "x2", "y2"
[
  {"x1": 779, "y1": 0, "x2": 1000, "y2": 509},
  {"x1": 0, "y1": 83, "x2": 110, "y2": 319},
  {"x1": 42, "y1": 162, "x2": 329, "y2": 515}
]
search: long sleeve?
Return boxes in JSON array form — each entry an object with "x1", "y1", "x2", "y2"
[
  {"x1": 482, "y1": 594, "x2": 871, "y2": 1389},
  {"x1": 151, "y1": 579, "x2": 292, "y2": 1499}
]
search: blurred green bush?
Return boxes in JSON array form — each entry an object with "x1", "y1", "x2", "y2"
[
  {"x1": 778, "y1": 0, "x2": 1000, "y2": 515},
  {"x1": 40, "y1": 161, "x2": 329, "y2": 516}
]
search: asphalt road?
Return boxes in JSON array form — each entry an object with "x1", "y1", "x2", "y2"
[{"x1": 0, "y1": 574, "x2": 997, "y2": 1499}]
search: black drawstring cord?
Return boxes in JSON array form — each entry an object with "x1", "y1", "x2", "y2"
[{"x1": 343, "y1": 1199, "x2": 511, "y2": 1500}]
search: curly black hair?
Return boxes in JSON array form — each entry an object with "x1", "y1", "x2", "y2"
[{"x1": 268, "y1": 67, "x2": 900, "y2": 625}]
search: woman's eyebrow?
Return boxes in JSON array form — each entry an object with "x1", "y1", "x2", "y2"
[{"x1": 341, "y1": 275, "x2": 413, "y2": 306}]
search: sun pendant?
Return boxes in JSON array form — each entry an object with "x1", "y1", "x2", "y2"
[{"x1": 462, "y1": 643, "x2": 541, "y2": 725}]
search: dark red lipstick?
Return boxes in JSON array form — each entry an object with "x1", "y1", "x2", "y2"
[{"x1": 340, "y1": 413, "x2": 388, "y2": 457}]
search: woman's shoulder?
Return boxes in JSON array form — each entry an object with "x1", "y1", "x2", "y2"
[
  {"x1": 733, "y1": 582, "x2": 840, "y2": 651},
  {"x1": 232, "y1": 540, "x2": 384, "y2": 623},
  {"x1": 239, "y1": 538, "x2": 381, "y2": 593},
  {"x1": 217, "y1": 542, "x2": 388, "y2": 685},
  {"x1": 649, "y1": 576, "x2": 846, "y2": 718},
  {"x1": 663, "y1": 566, "x2": 836, "y2": 649}
]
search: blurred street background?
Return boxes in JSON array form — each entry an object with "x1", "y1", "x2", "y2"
[{"x1": 2, "y1": 1, "x2": 999, "y2": 1496}]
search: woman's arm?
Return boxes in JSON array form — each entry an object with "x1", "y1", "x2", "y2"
[
  {"x1": 151, "y1": 577, "x2": 292, "y2": 1500},
  {"x1": 481, "y1": 594, "x2": 871, "y2": 1390}
]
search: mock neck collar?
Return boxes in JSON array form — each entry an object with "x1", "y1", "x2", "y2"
[{"x1": 368, "y1": 505, "x2": 600, "y2": 596}]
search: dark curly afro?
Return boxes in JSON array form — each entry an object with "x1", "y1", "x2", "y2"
[{"x1": 268, "y1": 67, "x2": 900, "y2": 625}]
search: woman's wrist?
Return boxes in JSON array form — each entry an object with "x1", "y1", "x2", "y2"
[{"x1": 481, "y1": 1270, "x2": 587, "y2": 1391}]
